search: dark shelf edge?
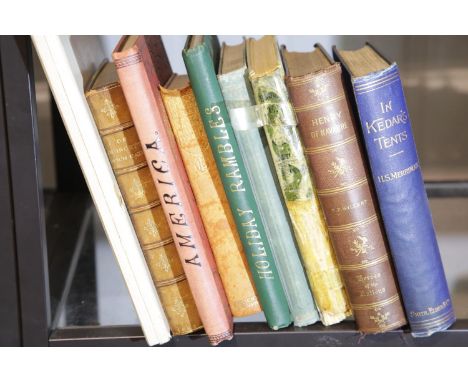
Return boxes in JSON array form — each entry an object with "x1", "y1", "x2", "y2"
[
  {"x1": 425, "y1": 181, "x2": 468, "y2": 197},
  {"x1": 49, "y1": 320, "x2": 468, "y2": 347}
]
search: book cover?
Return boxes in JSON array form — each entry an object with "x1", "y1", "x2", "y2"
[
  {"x1": 32, "y1": 35, "x2": 170, "y2": 346},
  {"x1": 218, "y1": 41, "x2": 319, "y2": 327},
  {"x1": 86, "y1": 62, "x2": 203, "y2": 335},
  {"x1": 247, "y1": 36, "x2": 351, "y2": 326},
  {"x1": 183, "y1": 35, "x2": 292, "y2": 330},
  {"x1": 334, "y1": 43, "x2": 455, "y2": 337},
  {"x1": 282, "y1": 45, "x2": 406, "y2": 333},
  {"x1": 113, "y1": 35, "x2": 233, "y2": 345},
  {"x1": 160, "y1": 74, "x2": 261, "y2": 317}
]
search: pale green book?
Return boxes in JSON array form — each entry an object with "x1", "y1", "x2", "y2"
[{"x1": 218, "y1": 41, "x2": 319, "y2": 327}]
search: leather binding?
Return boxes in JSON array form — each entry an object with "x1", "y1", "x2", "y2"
[
  {"x1": 160, "y1": 75, "x2": 261, "y2": 317},
  {"x1": 218, "y1": 42, "x2": 319, "y2": 327},
  {"x1": 282, "y1": 45, "x2": 407, "y2": 333},
  {"x1": 334, "y1": 43, "x2": 455, "y2": 336},
  {"x1": 86, "y1": 62, "x2": 202, "y2": 336},
  {"x1": 113, "y1": 36, "x2": 233, "y2": 345},
  {"x1": 183, "y1": 35, "x2": 292, "y2": 330},
  {"x1": 247, "y1": 36, "x2": 351, "y2": 325}
]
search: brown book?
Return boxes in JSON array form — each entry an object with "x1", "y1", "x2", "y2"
[
  {"x1": 113, "y1": 36, "x2": 233, "y2": 345},
  {"x1": 160, "y1": 74, "x2": 261, "y2": 317},
  {"x1": 282, "y1": 44, "x2": 407, "y2": 333},
  {"x1": 85, "y1": 61, "x2": 202, "y2": 336}
]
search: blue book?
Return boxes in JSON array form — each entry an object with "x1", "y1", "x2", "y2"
[{"x1": 334, "y1": 44, "x2": 455, "y2": 337}]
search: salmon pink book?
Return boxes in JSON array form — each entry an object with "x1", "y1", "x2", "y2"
[{"x1": 113, "y1": 35, "x2": 233, "y2": 345}]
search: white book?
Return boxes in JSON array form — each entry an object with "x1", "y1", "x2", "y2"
[{"x1": 32, "y1": 35, "x2": 171, "y2": 346}]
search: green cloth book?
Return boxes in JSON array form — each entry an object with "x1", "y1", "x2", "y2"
[
  {"x1": 183, "y1": 35, "x2": 292, "y2": 329},
  {"x1": 218, "y1": 41, "x2": 319, "y2": 327}
]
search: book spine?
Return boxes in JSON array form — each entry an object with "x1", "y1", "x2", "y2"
[
  {"x1": 218, "y1": 67, "x2": 319, "y2": 327},
  {"x1": 160, "y1": 84, "x2": 261, "y2": 317},
  {"x1": 249, "y1": 68, "x2": 351, "y2": 325},
  {"x1": 113, "y1": 42, "x2": 233, "y2": 345},
  {"x1": 350, "y1": 63, "x2": 455, "y2": 336},
  {"x1": 286, "y1": 64, "x2": 407, "y2": 333},
  {"x1": 86, "y1": 80, "x2": 203, "y2": 336},
  {"x1": 183, "y1": 43, "x2": 292, "y2": 329}
]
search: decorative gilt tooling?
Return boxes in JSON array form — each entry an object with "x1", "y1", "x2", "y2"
[
  {"x1": 100, "y1": 98, "x2": 119, "y2": 120},
  {"x1": 170, "y1": 298, "x2": 188, "y2": 318},
  {"x1": 156, "y1": 255, "x2": 171, "y2": 273},
  {"x1": 193, "y1": 154, "x2": 208, "y2": 173},
  {"x1": 308, "y1": 80, "x2": 329, "y2": 100},
  {"x1": 328, "y1": 157, "x2": 352, "y2": 178},
  {"x1": 369, "y1": 309, "x2": 390, "y2": 328},
  {"x1": 327, "y1": 214, "x2": 378, "y2": 232},
  {"x1": 208, "y1": 330, "x2": 234, "y2": 346},
  {"x1": 338, "y1": 255, "x2": 389, "y2": 271},
  {"x1": 129, "y1": 177, "x2": 145, "y2": 200},
  {"x1": 350, "y1": 235, "x2": 375, "y2": 256},
  {"x1": 143, "y1": 217, "x2": 158, "y2": 238}
]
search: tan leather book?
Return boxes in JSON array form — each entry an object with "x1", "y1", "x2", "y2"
[
  {"x1": 160, "y1": 74, "x2": 261, "y2": 317},
  {"x1": 282, "y1": 44, "x2": 407, "y2": 333},
  {"x1": 85, "y1": 61, "x2": 202, "y2": 336},
  {"x1": 113, "y1": 36, "x2": 233, "y2": 345}
]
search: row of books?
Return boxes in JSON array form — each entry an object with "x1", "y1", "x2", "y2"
[{"x1": 34, "y1": 35, "x2": 455, "y2": 346}]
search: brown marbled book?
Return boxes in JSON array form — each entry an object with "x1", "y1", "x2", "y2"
[
  {"x1": 282, "y1": 45, "x2": 406, "y2": 333},
  {"x1": 86, "y1": 61, "x2": 202, "y2": 336}
]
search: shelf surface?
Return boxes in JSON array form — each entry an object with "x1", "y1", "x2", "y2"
[
  {"x1": 49, "y1": 321, "x2": 468, "y2": 347},
  {"x1": 43, "y1": 189, "x2": 468, "y2": 346}
]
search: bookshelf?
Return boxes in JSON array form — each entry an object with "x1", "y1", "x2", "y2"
[{"x1": 1, "y1": 36, "x2": 468, "y2": 346}]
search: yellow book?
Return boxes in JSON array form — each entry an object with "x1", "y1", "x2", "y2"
[
  {"x1": 246, "y1": 36, "x2": 351, "y2": 325},
  {"x1": 161, "y1": 74, "x2": 261, "y2": 317}
]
